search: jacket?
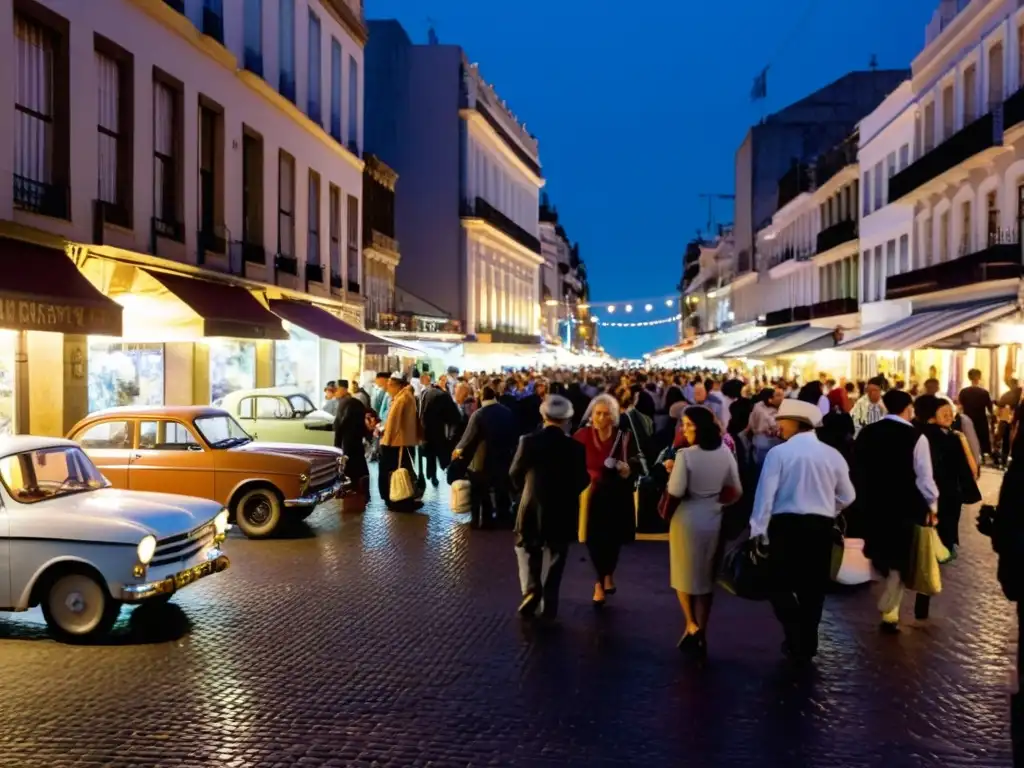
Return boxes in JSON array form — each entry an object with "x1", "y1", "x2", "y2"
[
  {"x1": 382, "y1": 386, "x2": 421, "y2": 448},
  {"x1": 420, "y1": 386, "x2": 460, "y2": 459},
  {"x1": 511, "y1": 426, "x2": 590, "y2": 548},
  {"x1": 456, "y1": 400, "x2": 517, "y2": 481}
]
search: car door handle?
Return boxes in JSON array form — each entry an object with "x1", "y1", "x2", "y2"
[{"x1": 131, "y1": 453, "x2": 143, "y2": 460}]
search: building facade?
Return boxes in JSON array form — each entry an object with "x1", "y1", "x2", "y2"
[
  {"x1": 0, "y1": 0, "x2": 377, "y2": 436},
  {"x1": 538, "y1": 194, "x2": 589, "y2": 350},
  {"x1": 365, "y1": 20, "x2": 545, "y2": 367}
]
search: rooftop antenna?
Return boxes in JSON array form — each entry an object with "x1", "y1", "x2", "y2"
[
  {"x1": 427, "y1": 18, "x2": 439, "y2": 45},
  {"x1": 869, "y1": 53, "x2": 878, "y2": 71}
]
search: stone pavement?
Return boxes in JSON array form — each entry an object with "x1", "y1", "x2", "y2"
[{"x1": 0, "y1": 467, "x2": 1017, "y2": 767}]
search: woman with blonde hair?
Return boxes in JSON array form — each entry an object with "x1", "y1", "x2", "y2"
[{"x1": 574, "y1": 393, "x2": 639, "y2": 606}]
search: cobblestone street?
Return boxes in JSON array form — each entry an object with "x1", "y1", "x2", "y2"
[{"x1": 0, "y1": 469, "x2": 1017, "y2": 767}]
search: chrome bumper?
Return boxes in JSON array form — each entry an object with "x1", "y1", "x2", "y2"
[
  {"x1": 121, "y1": 549, "x2": 230, "y2": 602},
  {"x1": 284, "y1": 477, "x2": 343, "y2": 508}
]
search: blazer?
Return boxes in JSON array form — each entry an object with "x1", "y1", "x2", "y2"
[
  {"x1": 456, "y1": 400, "x2": 517, "y2": 480},
  {"x1": 382, "y1": 386, "x2": 422, "y2": 448}
]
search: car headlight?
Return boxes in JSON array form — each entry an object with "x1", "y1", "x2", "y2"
[
  {"x1": 137, "y1": 535, "x2": 157, "y2": 566},
  {"x1": 214, "y1": 509, "x2": 229, "y2": 536}
]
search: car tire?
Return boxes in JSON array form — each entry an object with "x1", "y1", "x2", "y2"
[
  {"x1": 233, "y1": 486, "x2": 283, "y2": 538},
  {"x1": 41, "y1": 569, "x2": 121, "y2": 643}
]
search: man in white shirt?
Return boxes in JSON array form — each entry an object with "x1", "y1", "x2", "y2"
[{"x1": 750, "y1": 399, "x2": 856, "y2": 662}]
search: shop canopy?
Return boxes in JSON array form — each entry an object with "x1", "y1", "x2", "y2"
[
  {"x1": 749, "y1": 326, "x2": 836, "y2": 358},
  {"x1": 268, "y1": 298, "x2": 420, "y2": 352},
  {"x1": 719, "y1": 325, "x2": 805, "y2": 358},
  {"x1": 837, "y1": 299, "x2": 1017, "y2": 352},
  {"x1": 0, "y1": 238, "x2": 122, "y2": 336},
  {"x1": 142, "y1": 269, "x2": 289, "y2": 340}
]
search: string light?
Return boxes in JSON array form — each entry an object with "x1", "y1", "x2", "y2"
[
  {"x1": 584, "y1": 313, "x2": 682, "y2": 328},
  {"x1": 607, "y1": 305, "x2": 616, "y2": 313},
  {"x1": 665, "y1": 299, "x2": 674, "y2": 307},
  {"x1": 644, "y1": 304, "x2": 653, "y2": 312},
  {"x1": 625, "y1": 304, "x2": 633, "y2": 313}
]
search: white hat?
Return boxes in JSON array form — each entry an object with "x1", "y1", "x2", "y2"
[
  {"x1": 777, "y1": 399, "x2": 822, "y2": 428},
  {"x1": 540, "y1": 395, "x2": 574, "y2": 422}
]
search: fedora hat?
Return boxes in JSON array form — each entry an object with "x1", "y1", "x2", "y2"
[{"x1": 777, "y1": 398, "x2": 822, "y2": 428}]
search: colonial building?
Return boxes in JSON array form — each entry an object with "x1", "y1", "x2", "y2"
[
  {"x1": 365, "y1": 20, "x2": 545, "y2": 367},
  {"x1": 0, "y1": 0, "x2": 382, "y2": 436}
]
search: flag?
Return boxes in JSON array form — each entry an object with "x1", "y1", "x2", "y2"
[{"x1": 751, "y1": 67, "x2": 769, "y2": 102}]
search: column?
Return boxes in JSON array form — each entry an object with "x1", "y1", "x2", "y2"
[
  {"x1": 517, "y1": 276, "x2": 526, "y2": 333},
  {"x1": 477, "y1": 252, "x2": 487, "y2": 331},
  {"x1": 1007, "y1": 18, "x2": 1019, "y2": 95}
]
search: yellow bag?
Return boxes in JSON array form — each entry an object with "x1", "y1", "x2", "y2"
[
  {"x1": 932, "y1": 528, "x2": 952, "y2": 564},
  {"x1": 578, "y1": 484, "x2": 591, "y2": 543},
  {"x1": 907, "y1": 524, "x2": 942, "y2": 596}
]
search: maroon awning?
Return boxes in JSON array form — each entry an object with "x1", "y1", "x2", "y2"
[
  {"x1": 268, "y1": 299, "x2": 416, "y2": 349},
  {"x1": 143, "y1": 269, "x2": 288, "y2": 340},
  {"x1": 0, "y1": 238, "x2": 122, "y2": 335}
]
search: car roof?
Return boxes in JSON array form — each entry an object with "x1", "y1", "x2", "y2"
[
  {"x1": 219, "y1": 387, "x2": 307, "y2": 404},
  {"x1": 0, "y1": 435, "x2": 79, "y2": 457},
  {"x1": 79, "y1": 405, "x2": 229, "y2": 421}
]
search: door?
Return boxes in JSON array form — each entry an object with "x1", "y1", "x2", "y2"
[
  {"x1": 129, "y1": 419, "x2": 216, "y2": 499},
  {"x1": 68, "y1": 418, "x2": 134, "y2": 488}
]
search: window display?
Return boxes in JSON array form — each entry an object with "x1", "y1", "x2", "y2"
[
  {"x1": 209, "y1": 340, "x2": 256, "y2": 403},
  {"x1": 274, "y1": 326, "x2": 319, "y2": 401},
  {"x1": 88, "y1": 341, "x2": 164, "y2": 414}
]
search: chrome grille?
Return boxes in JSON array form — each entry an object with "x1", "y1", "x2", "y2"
[
  {"x1": 309, "y1": 461, "x2": 339, "y2": 492},
  {"x1": 152, "y1": 521, "x2": 216, "y2": 568}
]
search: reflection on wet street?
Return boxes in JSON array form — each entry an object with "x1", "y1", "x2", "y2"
[{"x1": 0, "y1": 468, "x2": 1016, "y2": 767}]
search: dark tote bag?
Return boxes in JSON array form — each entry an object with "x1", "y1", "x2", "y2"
[{"x1": 625, "y1": 410, "x2": 668, "y2": 535}]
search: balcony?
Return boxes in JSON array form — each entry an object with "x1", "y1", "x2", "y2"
[
  {"x1": 372, "y1": 314, "x2": 463, "y2": 335},
  {"x1": 813, "y1": 139, "x2": 858, "y2": 189},
  {"x1": 461, "y1": 197, "x2": 541, "y2": 254},
  {"x1": 815, "y1": 219, "x2": 858, "y2": 255},
  {"x1": 764, "y1": 246, "x2": 813, "y2": 271},
  {"x1": 777, "y1": 162, "x2": 812, "y2": 210},
  {"x1": 888, "y1": 112, "x2": 1000, "y2": 203},
  {"x1": 475, "y1": 325, "x2": 541, "y2": 345},
  {"x1": 810, "y1": 297, "x2": 859, "y2": 318},
  {"x1": 275, "y1": 253, "x2": 298, "y2": 275},
  {"x1": 201, "y1": 6, "x2": 223, "y2": 44},
  {"x1": 243, "y1": 46, "x2": 263, "y2": 78},
  {"x1": 14, "y1": 176, "x2": 69, "y2": 219},
  {"x1": 242, "y1": 242, "x2": 265, "y2": 265},
  {"x1": 151, "y1": 216, "x2": 184, "y2": 243},
  {"x1": 886, "y1": 235, "x2": 1022, "y2": 300},
  {"x1": 305, "y1": 262, "x2": 324, "y2": 284},
  {"x1": 366, "y1": 229, "x2": 399, "y2": 254}
]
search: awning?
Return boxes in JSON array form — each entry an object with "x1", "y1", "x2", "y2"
[
  {"x1": 837, "y1": 299, "x2": 1017, "y2": 352},
  {"x1": 751, "y1": 326, "x2": 836, "y2": 358},
  {"x1": 268, "y1": 299, "x2": 420, "y2": 352},
  {"x1": 0, "y1": 238, "x2": 122, "y2": 335},
  {"x1": 720, "y1": 325, "x2": 803, "y2": 358},
  {"x1": 143, "y1": 270, "x2": 288, "y2": 340}
]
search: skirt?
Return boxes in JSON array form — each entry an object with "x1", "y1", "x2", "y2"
[{"x1": 669, "y1": 497, "x2": 723, "y2": 594}]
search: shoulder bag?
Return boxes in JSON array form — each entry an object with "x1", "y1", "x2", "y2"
[{"x1": 626, "y1": 411, "x2": 666, "y2": 534}]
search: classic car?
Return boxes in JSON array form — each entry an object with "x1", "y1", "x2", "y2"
[
  {"x1": 213, "y1": 387, "x2": 335, "y2": 447},
  {"x1": 0, "y1": 436, "x2": 230, "y2": 642},
  {"x1": 68, "y1": 406, "x2": 345, "y2": 539}
]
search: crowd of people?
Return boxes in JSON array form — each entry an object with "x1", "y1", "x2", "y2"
[{"x1": 316, "y1": 364, "x2": 1024, "y2": 669}]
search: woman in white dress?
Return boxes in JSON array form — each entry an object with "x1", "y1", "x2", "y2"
[{"x1": 666, "y1": 406, "x2": 741, "y2": 656}]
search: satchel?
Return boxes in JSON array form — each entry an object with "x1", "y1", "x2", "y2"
[
  {"x1": 449, "y1": 479, "x2": 472, "y2": 514},
  {"x1": 718, "y1": 536, "x2": 771, "y2": 601}
]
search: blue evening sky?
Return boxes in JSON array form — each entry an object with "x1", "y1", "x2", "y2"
[{"x1": 368, "y1": 0, "x2": 938, "y2": 358}]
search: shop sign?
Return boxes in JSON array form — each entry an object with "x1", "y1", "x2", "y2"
[{"x1": 0, "y1": 297, "x2": 122, "y2": 336}]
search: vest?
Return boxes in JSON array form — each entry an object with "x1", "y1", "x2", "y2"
[{"x1": 855, "y1": 418, "x2": 930, "y2": 524}]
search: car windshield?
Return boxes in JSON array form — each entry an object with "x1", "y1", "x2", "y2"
[
  {"x1": 194, "y1": 415, "x2": 253, "y2": 449},
  {"x1": 0, "y1": 446, "x2": 110, "y2": 504},
  {"x1": 288, "y1": 394, "x2": 317, "y2": 416}
]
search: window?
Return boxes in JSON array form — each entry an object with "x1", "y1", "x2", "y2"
[
  {"x1": 939, "y1": 209, "x2": 950, "y2": 262},
  {"x1": 346, "y1": 194, "x2": 359, "y2": 289},
  {"x1": 886, "y1": 240, "x2": 896, "y2": 283},
  {"x1": 14, "y1": 12, "x2": 67, "y2": 218},
  {"x1": 308, "y1": 170, "x2": 320, "y2": 266},
  {"x1": 347, "y1": 54, "x2": 358, "y2": 151},
  {"x1": 201, "y1": 0, "x2": 223, "y2": 43},
  {"x1": 330, "y1": 39, "x2": 342, "y2": 142},
  {"x1": 961, "y1": 200, "x2": 972, "y2": 255},
  {"x1": 241, "y1": 396, "x2": 293, "y2": 419},
  {"x1": 76, "y1": 420, "x2": 132, "y2": 450},
  {"x1": 873, "y1": 162, "x2": 883, "y2": 210},
  {"x1": 139, "y1": 420, "x2": 200, "y2": 451},
  {"x1": 243, "y1": 0, "x2": 262, "y2": 76},
  {"x1": 899, "y1": 234, "x2": 909, "y2": 273},
  {"x1": 899, "y1": 144, "x2": 910, "y2": 170},
  {"x1": 96, "y1": 52, "x2": 120, "y2": 209},
  {"x1": 874, "y1": 245, "x2": 884, "y2": 301},
  {"x1": 242, "y1": 128, "x2": 263, "y2": 253},
  {"x1": 153, "y1": 76, "x2": 181, "y2": 234},
  {"x1": 987, "y1": 190, "x2": 999, "y2": 244},
  {"x1": 0, "y1": 447, "x2": 106, "y2": 504},
  {"x1": 307, "y1": 11, "x2": 321, "y2": 124},
  {"x1": 860, "y1": 250, "x2": 870, "y2": 301},
  {"x1": 924, "y1": 101, "x2": 936, "y2": 152},
  {"x1": 886, "y1": 152, "x2": 896, "y2": 179},
  {"x1": 329, "y1": 184, "x2": 341, "y2": 284},
  {"x1": 942, "y1": 84, "x2": 954, "y2": 140},
  {"x1": 963, "y1": 64, "x2": 977, "y2": 123},
  {"x1": 87, "y1": 341, "x2": 164, "y2": 412},
  {"x1": 278, "y1": 151, "x2": 295, "y2": 258},
  {"x1": 862, "y1": 172, "x2": 870, "y2": 216},
  {"x1": 198, "y1": 100, "x2": 221, "y2": 241},
  {"x1": 924, "y1": 216, "x2": 934, "y2": 265},
  {"x1": 279, "y1": 0, "x2": 295, "y2": 102},
  {"x1": 990, "y1": 43, "x2": 1004, "y2": 108}
]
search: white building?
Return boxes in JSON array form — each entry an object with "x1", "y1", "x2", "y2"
[{"x1": 0, "y1": 0, "x2": 373, "y2": 435}]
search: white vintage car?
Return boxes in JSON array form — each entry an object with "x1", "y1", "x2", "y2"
[
  {"x1": 214, "y1": 387, "x2": 336, "y2": 446},
  {"x1": 0, "y1": 436, "x2": 230, "y2": 642}
]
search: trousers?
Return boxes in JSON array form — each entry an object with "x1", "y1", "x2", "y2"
[
  {"x1": 468, "y1": 471, "x2": 511, "y2": 526},
  {"x1": 418, "y1": 445, "x2": 438, "y2": 482},
  {"x1": 768, "y1": 513, "x2": 835, "y2": 657},
  {"x1": 515, "y1": 544, "x2": 569, "y2": 617}
]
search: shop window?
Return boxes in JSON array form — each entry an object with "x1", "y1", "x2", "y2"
[
  {"x1": 139, "y1": 420, "x2": 199, "y2": 451},
  {"x1": 208, "y1": 340, "x2": 255, "y2": 402},
  {"x1": 88, "y1": 341, "x2": 164, "y2": 413},
  {"x1": 274, "y1": 326, "x2": 319, "y2": 401},
  {"x1": 76, "y1": 420, "x2": 132, "y2": 450}
]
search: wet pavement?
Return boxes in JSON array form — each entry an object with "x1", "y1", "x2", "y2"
[{"x1": 0, "y1": 468, "x2": 1017, "y2": 767}]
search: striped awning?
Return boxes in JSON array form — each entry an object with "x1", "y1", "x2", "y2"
[
  {"x1": 720, "y1": 324, "x2": 806, "y2": 358},
  {"x1": 837, "y1": 299, "x2": 1017, "y2": 352},
  {"x1": 750, "y1": 325, "x2": 836, "y2": 358}
]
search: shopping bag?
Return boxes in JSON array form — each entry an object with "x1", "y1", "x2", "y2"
[
  {"x1": 390, "y1": 467, "x2": 416, "y2": 502},
  {"x1": 578, "y1": 484, "x2": 591, "y2": 543},
  {"x1": 906, "y1": 524, "x2": 942, "y2": 596},
  {"x1": 449, "y1": 479, "x2": 472, "y2": 514},
  {"x1": 833, "y1": 538, "x2": 872, "y2": 586},
  {"x1": 718, "y1": 536, "x2": 771, "y2": 601},
  {"x1": 829, "y1": 515, "x2": 847, "y2": 581},
  {"x1": 932, "y1": 528, "x2": 952, "y2": 564}
]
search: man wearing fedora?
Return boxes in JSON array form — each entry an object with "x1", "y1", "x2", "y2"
[
  {"x1": 510, "y1": 395, "x2": 590, "y2": 619},
  {"x1": 750, "y1": 398, "x2": 856, "y2": 662}
]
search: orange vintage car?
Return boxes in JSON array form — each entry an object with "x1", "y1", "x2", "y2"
[{"x1": 68, "y1": 406, "x2": 345, "y2": 539}]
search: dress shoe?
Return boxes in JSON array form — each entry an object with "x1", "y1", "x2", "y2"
[
  {"x1": 879, "y1": 621, "x2": 901, "y2": 635},
  {"x1": 914, "y1": 594, "x2": 930, "y2": 620},
  {"x1": 518, "y1": 591, "x2": 541, "y2": 617}
]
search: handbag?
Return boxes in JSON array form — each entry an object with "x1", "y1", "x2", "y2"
[
  {"x1": 905, "y1": 524, "x2": 942, "y2": 595},
  {"x1": 829, "y1": 514, "x2": 847, "y2": 581},
  {"x1": 625, "y1": 411, "x2": 666, "y2": 534},
  {"x1": 718, "y1": 536, "x2": 771, "y2": 601},
  {"x1": 449, "y1": 478, "x2": 472, "y2": 514},
  {"x1": 577, "y1": 431, "x2": 622, "y2": 543},
  {"x1": 657, "y1": 448, "x2": 686, "y2": 522},
  {"x1": 389, "y1": 462, "x2": 416, "y2": 502}
]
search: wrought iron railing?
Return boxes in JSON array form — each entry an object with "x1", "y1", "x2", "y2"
[{"x1": 14, "y1": 176, "x2": 69, "y2": 219}]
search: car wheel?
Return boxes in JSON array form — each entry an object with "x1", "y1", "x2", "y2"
[
  {"x1": 234, "y1": 486, "x2": 283, "y2": 538},
  {"x1": 41, "y1": 570, "x2": 120, "y2": 643}
]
